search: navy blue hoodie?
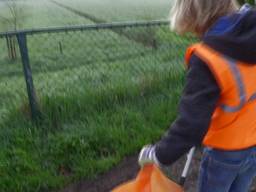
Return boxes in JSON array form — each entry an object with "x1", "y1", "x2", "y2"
[{"x1": 155, "y1": 7, "x2": 256, "y2": 165}]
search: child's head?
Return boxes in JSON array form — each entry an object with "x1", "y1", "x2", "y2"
[{"x1": 170, "y1": 0, "x2": 239, "y2": 36}]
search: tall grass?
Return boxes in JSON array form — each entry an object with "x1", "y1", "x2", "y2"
[
  {"x1": 0, "y1": 5, "x2": 195, "y2": 191},
  {"x1": 0, "y1": 67, "x2": 185, "y2": 191}
]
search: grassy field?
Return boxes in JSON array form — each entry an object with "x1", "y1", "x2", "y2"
[
  {"x1": 0, "y1": 0, "x2": 171, "y2": 32},
  {"x1": 0, "y1": 0, "x2": 92, "y2": 32},
  {"x1": 52, "y1": 0, "x2": 172, "y2": 22},
  {"x1": 0, "y1": 1, "x2": 195, "y2": 191}
]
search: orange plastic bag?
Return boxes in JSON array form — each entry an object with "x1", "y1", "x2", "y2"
[{"x1": 112, "y1": 164, "x2": 183, "y2": 192}]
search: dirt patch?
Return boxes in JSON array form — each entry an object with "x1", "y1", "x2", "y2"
[
  {"x1": 60, "y1": 149, "x2": 256, "y2": 192},
  {"x1": 60, "y1": 155, "x2": 139, "y2": 192}
]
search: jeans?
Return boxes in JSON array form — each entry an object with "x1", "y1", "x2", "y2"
[{"x1": 198, "y1": 146, "x2": 256, "y2": 192}]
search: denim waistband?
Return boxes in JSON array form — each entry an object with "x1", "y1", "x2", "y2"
[{"x1": 204, "y1": 146, "x2": 256, "y2": 160}]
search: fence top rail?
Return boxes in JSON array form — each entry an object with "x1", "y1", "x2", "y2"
[{"x1": 0, "y1": 20, "x2": 169, "y2": 38}]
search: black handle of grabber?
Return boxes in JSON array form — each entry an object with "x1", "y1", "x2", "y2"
[
  {"x1": 179, "y1": 176, "x2": 186, "y2": 186},
  {"x1": 178, "y1": 147, "x2": 196, "y2": 186}
]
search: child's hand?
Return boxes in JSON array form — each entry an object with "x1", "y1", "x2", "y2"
[{"x1": 138, "y1": 145, "x2": 159, "y2": 167}]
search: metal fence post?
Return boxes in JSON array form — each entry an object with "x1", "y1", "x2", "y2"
[{"x1": 16, "y1": 33, "x2": 41, "y2": 121}]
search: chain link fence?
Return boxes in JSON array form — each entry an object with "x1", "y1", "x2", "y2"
[
  {"x1": 0, "y1": 36, "x2": 26, "y2": 122},
  {"x1": 0, "y1": 21, "x2": 197, "y2": 122}
]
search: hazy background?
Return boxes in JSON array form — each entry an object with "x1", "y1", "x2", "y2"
[{"x1": 0, "y1": 0, "x2": 172, "y2": 32}]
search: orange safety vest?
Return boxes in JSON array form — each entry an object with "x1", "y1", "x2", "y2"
[{"x1": 185, "y1": 43, "x2": 256, "y2": 150}]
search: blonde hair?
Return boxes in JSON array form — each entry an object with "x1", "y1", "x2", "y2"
[{"x1": 170, "y1": 0, "x2": 239, "y2": 35}]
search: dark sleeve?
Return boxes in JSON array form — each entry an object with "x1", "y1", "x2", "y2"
[{"x1": 155, "y1": 54, "x2": 221, "y2": 166}]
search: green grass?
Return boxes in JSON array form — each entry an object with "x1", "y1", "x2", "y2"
[
  {"x1": 0, "y1": 1, "x2": 196, "y2": 191},
  {"x1": 0, "y1": 25, "x2": 195, "y2": 191},
  {"x1": 0, "y1": 0, "x2": 172, "y2": 32},
  {"x1": 0, "y1": 0, "x2": 92, "y2": 32},
  {"x1": 0, "y1": 74, "x2": 184, "y2": 191},
  {"x1": 53, "y1": 0, "x2": 172, "y2": 22}
]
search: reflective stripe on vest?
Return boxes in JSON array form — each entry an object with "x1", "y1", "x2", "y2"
[
  {"x1": 249, "y1": 93, "x2": 256, "y2": 102},
  {"x1": 221, "y1": 57, "x2": 256, "y2": 112}
]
